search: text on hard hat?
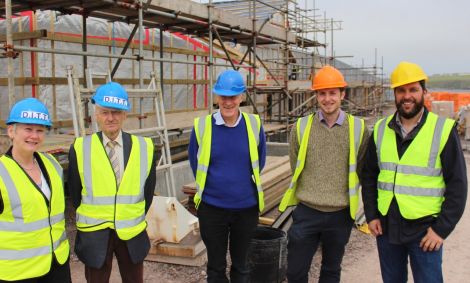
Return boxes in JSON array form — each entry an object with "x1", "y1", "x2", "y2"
[
  {"x1": 103, "y1": 96, "x2": 128, "y2": 106},
  {"x1": 21, "y1": 111, "x2": 49, "y2": 121}
]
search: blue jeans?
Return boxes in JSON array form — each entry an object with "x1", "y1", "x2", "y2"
[
  {"x1": 287, "y1": 204, "x2": 353, "y2": 283},
  {"x1": 376, "y1": 234, "x2": 443, "y2": 283}
]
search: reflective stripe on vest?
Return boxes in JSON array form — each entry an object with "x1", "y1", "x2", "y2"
[
  {"x1": 0, "y1": 230, "x2": 67, "y2": 260},
  {"x1": 193, "y1": 112, "x2": 265, "y2": 211},
  {"x1": 75, "y1": 134, "x2": 153, "y2": 240},
  {"x1": 279, "y1": 113, "x2": 365, "y2": 219},
  {"x1": 0, "y1": 154, "x2": 69, "y2": 281},
  {"x1": 81, "y1": 135, "x2": 148, "y2": 205},
  {"x1": 374, "y1": 112, "x2": 453, "y2": 219}
]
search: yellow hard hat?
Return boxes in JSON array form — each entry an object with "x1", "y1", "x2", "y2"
[
  {"x1": 311, "y1": 65, "x2": 347, "y2": 91},
  {"x1": 390, "y1": 61, "x2": 428, "y2": 89}
]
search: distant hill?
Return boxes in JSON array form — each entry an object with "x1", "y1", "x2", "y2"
[{"x1": 427, "y1": 74, "x2": 470, "y2": 90}]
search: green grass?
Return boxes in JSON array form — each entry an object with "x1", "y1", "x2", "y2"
[{"x1": 427, "y1": 74, "x2": 470, "y2": 89}]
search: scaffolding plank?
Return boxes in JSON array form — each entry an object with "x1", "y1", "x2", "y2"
[
  {"x1": 2, "y1": 0, "x2": 295, "y2": 44},
  {"x1": 154, "y1": 0, "x2": 296, "y2": 43},
  {"x1": 0, "y1": 29, "x2": 46, "y2": 41}
]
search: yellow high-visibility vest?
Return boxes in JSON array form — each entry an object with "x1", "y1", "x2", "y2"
[
  {"x1": 193, "y1": 112, "x2": 265, "y2": 212},
  {"x1": 0, "y1": 153, "x2": 69, "y2": 281},
  {"x1": 74, "y1": 133, "x2": 153, "y2": 240},
  {"x1": 374, "y1": 112, "x2": 454, "y2": 219},
  {"x1": 279, "y1": 113, "x2": 365, "y2": 219}
]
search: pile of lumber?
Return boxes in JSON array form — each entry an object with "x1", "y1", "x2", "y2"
[
  {"x1": 182, "y1": 156, "x2": 292, "y2": 215},
  {"x1": 146, "y1": 232, "x2": 207, "y2": 266}
]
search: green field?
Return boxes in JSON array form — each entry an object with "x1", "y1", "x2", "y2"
[{"x1": 427, "y1": 74, "x2": 470, "y2": 90}]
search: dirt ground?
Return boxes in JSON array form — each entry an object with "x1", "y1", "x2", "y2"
[
  {"x1": 338, "y1": 152, "x2": 470, "y2": 283},
  {"x1": 69, "y1": 153, "x2": 470, "y2": 283}
]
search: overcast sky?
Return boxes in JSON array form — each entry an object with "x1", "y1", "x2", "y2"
[{"x1": 308, "y1": 0, "x2": 470, "y2": 76}]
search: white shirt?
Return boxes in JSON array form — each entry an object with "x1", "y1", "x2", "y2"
[
  {"x1": 102, "y1": 131, "x2": 124, "y2": 183},
  {"x1": 214, "y1": 110, "x2": 242, "y2": 127},
  {"x1": 40, "y1": 172, "x2": 51, "y2": 200}
]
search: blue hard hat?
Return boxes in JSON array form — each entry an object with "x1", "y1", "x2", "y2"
[
  {"x1": 91, "y1": 82, "x2": 130, "y2": 111},
  {"x1": 7, "y1": 98, "x2": 52, "y2": 127},
  {"x1": 213, "y1": 70, "x2": 246, "y2": 96}
]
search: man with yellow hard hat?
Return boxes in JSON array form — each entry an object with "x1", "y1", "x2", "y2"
[
  {"x1": 362, "y1": 61, "x2": 467, "y2": 283},
  {"x1": 279, "y1": 65, "x2": 369, "y2": 283}
]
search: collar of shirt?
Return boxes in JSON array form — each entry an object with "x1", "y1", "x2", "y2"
[
  {"x1": 395, "y1": 109, "x2": 424, "y2": 138},
  {"x1": 214, "y1": 110, "x2": 242, "y2": 127},
  {"x1": 318, "y1": 109, "x2": 345, "y2": 127},
  {"x1": 102, "y1": 130, "x2": 123, "y2": 148}
]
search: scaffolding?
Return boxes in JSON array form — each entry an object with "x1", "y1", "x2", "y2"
[{"x1": 0, "y1": 0, "x2": 387, "y2": 133}]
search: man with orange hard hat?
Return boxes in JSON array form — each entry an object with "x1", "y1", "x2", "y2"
[
  {"x1": 279, "y1": 65, "x2": 369, "y2": 283},
  {"x1": 362, "y1": 61, "x2": 467, "y2": 283}
]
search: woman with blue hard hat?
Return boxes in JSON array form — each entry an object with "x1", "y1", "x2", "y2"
[
  {"x1": 0, "y1": 98, "x2": 70, "y2": 282},
  {"x1": 188, "y1": 69, "x2": 267, "y2": 282}
]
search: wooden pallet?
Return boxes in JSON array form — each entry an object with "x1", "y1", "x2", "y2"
[{"x1": 146, "y1": 232, "x2": 207, "y2": 266}]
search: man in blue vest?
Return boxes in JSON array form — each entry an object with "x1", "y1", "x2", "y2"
[
  {"x1": 188, "y1": 69, "x2": 266, "y2": 283},
  {"x1": 68, "y1": 82, "x2": 157, "y2": 283},
  {"x1": 280, "y1": 65, "x2": 369, "y2": 283},
  {"x1": 362, "y1": 61, "x2": 467, "y2": 283}
]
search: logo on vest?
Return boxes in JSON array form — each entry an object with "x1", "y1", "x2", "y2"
[
  {"x1": 103, "y1": 96, "x2": 128, "y2": 106},
  {"x1": 21, "y1": 111, "x2": 49, "y2": 121}
]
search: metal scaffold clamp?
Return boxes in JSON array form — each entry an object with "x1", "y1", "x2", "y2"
[{"x1": 2, "y1": 43, "x2": 19, "y2": 59}]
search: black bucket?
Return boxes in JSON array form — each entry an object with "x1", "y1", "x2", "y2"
[{"x1": 248, "y1": 226, "x2": 287, "y2": 283}]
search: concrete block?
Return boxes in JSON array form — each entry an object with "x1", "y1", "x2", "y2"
[{"x1": 431, "y1": 101, "x2": 454, "y2": 118}]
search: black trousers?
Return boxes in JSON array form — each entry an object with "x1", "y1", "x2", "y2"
[
  {"x1": 197, "y1": 202, "x2": 258, "y2": 283},
  {"x1": 0, "y1": 258, "x2": 71, "y2": 283},
  {"x1": 287, "y1": 204, "x2": 353, "y2": 283}
]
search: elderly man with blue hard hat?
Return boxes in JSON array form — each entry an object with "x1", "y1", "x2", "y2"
[
  {"x1": 67, "y1": 82, "x2": 157, "y2": 283},
  {"x1": 188, "y1": 69, "x2": 267, "y2": 283},
  {"x1": 0, "y1": 98, "x2": 71, "y2": 282}
]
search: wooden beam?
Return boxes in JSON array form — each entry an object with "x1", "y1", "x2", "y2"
[
  {"x1": 0, "y1": 77, "x2": 209, "y2": 86},
  {"x1": 45, "y1": 31, "x2": 229, "y2": 59},
  {"x1": 259, "y1": 216, "x2": 275, "y2": 226},
  {"x1": 0, "y1": 29, "x2": 47, "y2": 41}
]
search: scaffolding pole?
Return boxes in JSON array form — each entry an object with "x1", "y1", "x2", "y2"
[
  {"x1": 138, "y1": 0, "x2": 144, "y2": 128},
  {"x1": 7, "y1": 45, "x2": 247, "y2": 68},
  {"x1": 208, "y1": 0, "x2": 214, "y2": 113},
  {"x1": 252, "y1": 0, "x2": 257, "y2": 108},
  {"x1": 6, "y1": 0, "x2": 16, "y2": 107}
]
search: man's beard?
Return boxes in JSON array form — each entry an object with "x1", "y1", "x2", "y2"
[{"x1": 396, "y1": 96, "x2": 424, "y2": 119}]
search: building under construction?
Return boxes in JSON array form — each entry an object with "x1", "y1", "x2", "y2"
[
  {"x1": 1, "y1": 0, "x2": 387, "y2": 126},
  {"x1": 0, "y1": 0, "x2": 390, "y2": 276}
]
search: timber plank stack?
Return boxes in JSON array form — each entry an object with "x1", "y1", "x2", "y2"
[
  {"x1": 182, "y1": 156, "x2": 292, "y2": 215},
  {"x1": 146, "y1": 232, "x2": 207, "y2": 266}
]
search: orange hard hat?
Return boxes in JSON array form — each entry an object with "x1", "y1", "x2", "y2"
[{"x1": 311, "y1": 65, "x2": 347, "y2": 91}]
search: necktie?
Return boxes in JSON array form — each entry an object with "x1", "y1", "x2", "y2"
[{"x1": 107, "y1": 140, "x2": 120, "y2": 185}]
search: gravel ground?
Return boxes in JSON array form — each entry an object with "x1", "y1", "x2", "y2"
[
  {"x1": 66, "y1": 199, "x2": 208, "y2": 283},
  {"x1": 67, "y1": 199, "x2": 370, "y2": 283},
  {"x1": 68, "y1": 151, "x2": 470, "y2": 283}
]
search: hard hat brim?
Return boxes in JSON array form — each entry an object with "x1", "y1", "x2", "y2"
[
  {"x1": 6, "y1": 119, "x2": 52, "y2": 127},
  {"x1": 213, "y1": 89, "x2": 245, "y2": 96},
  {"x1": 92, "y1": 99, "x2": 131, "y2": 111},
  {"x1": 390, "y1": 76, "x2": 428, "y2": 89},
  {"x1": 312, "y1": 82, "x2": 348, "y2": 91}
]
